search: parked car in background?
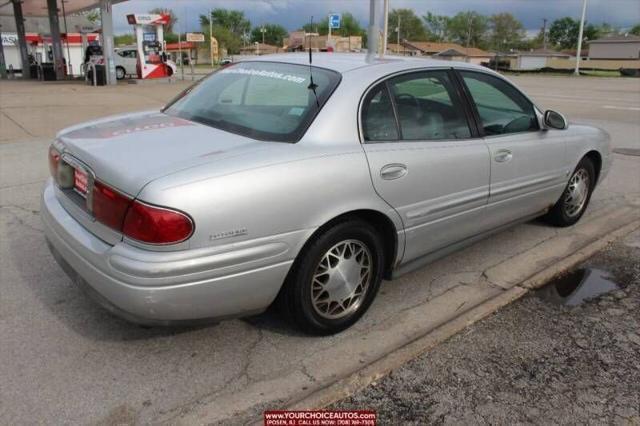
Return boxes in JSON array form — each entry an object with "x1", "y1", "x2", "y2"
[
  {"x1": 114, "y1": 46, "x2": 137, "y2": 80},
  {"x1": 42, "y1": 54, "x2": 611, "y2": 335}
]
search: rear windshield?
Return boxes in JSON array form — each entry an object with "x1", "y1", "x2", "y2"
[{"x1": 164, "y1": 61, "x2": 341, "y2": 142}]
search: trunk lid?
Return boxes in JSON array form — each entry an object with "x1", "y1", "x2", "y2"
[{"x1": 57, "y1": 111, "x2": 266, "y2": 196}]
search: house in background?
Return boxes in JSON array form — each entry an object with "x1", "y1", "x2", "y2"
[
  {"x1": 400, "y1": 41, "x2": 468, "y2": 56},
  {"x1": 386, "y1": 43, "x2": 419, "y2": 56},
  {"x1": 433, "y1": 47, "x2": 495, "y2": 65},
  {"x1": 514, "y1": 49, "x2": 571, "y2": 70},
  {"x1": 239, "y1": 43, "x2": 281, "y2": 55},
  {"x1": 283, "y1": 31, "x2": 362, "y2": 52},
  {"x1": 588, "y1": 34, "x2": 640, "y2": 59}
]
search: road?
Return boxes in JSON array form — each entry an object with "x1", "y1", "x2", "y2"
[
  {"x1": 334, "y1": 230, "x2": 640, "y2": 424},
  {"x1": 0, "y1": 74, "x2": 639, "y2": 424}
]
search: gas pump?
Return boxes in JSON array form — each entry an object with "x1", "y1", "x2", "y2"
[{"x1": 126, "y1": 14, "x2": 177, "y2": 79}]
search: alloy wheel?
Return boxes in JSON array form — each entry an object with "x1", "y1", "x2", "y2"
[
  {"x1": 311, "y1": 239, "x2": 372, "y2": 320},
  {"x1": 564, "y1": 168, "x2": 590, "y2": 218}
]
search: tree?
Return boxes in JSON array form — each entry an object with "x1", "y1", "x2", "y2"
[
  {"x1": 388, "y1": 8, "x2": 429, "y2": 43},
  {"x1": 200, "y1": 9, "x2": 251, "y2": 39},
  {"x1": 631, "y1": 24, "x2": 640, "y2": 36},
  {"x1": 422, "y1": 12, "x2": 450, "y2": 42},
  {"x1": 488, "y1": 13, "x2": 525, "y2": 50},
  {"x1": 549, "y1": 17, "x2": 600, "y2": 49},
  {"x1": 199, "y1": 9, "x2": 251, "y2": 55},
  {"x1": 217, "y1": 26, "x2": 243, "y2": 54},
  {"x1": 251, "y1": 24, "x2": 288, "y2": 46},
  {"x1": 446, "y1": 11, "x2": 489, "y2": 48},
  {"x1": 114, "y1": 34, "x2": 135, "y2": 46},
  {"x1": 149, "y1": 8, "x2": 177, "y2": 34},
  {"x1": 301, "y1": 12, "x2": 365, "y2": 38},
  {"x1": 597, "y1": 23, "x2": 618, "y2": 37},
  {"x1": 85, "y1": 8, "x2": 100, "y2": 26},
  {"x1": 489, "y1": 13, "x2": 525, "y2": 50}
]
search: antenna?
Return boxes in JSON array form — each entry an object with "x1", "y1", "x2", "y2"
[{"x1": 307, "y1": 16, "x2": 319, "y2": 107}]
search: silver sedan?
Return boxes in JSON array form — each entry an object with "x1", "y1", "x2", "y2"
[{"x1": 42, "y1": 53, "x2": 611, "y2": 334}]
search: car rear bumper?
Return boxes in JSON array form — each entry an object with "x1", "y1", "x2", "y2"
[{"x1": 41, "y1": 179, "x2": 297, "y2": 324}]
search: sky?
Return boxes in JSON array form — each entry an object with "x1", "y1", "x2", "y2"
[{"x1": 112, "y1": 0, "x2": 640, "y2": 35}]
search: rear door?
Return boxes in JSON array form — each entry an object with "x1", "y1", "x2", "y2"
[
  {"x1": 457, "y1": 70, "x2": 568, "y2": 226},
  {"x1": 361, "y1": 69, "x2": 491, "y2": 263}
]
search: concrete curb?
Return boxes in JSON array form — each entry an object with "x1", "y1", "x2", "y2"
[{"x1": 283, "y1": 219, "x2": 640, "y2": 413}]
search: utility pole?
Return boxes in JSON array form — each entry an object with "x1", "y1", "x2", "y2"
[
  {"x1": 209, "y1": 8, "x2": 213, "y2": 66},
  {"x1": 382, "y1": 0, "x2": 389, "y2": 56},
  {"x1": 328, "y1": 13, "x2": 332, "y2": 41},
  {"x1": 0, "y1": 24, "x2": 7, "y2": 79},
  {"x1": 396, "y1": 14, "x2": 400, "y2": 50},
  {"x1": 542, "y1": 18, "x2": 548, "y2": 50},
  {"x1": 575, "y1": 0, "x2": 587, "y2": 76},
  {"x1": 261, "y1": 26, "x2": 266, "y2": 45},
  {"x1": 366, "y1": 0, "x2": 378, "y2": 61},
  {"x1": 465, "y1": 14, "x2": 473, "y2": 62}
]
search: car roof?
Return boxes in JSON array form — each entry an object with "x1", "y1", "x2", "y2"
[{"x1": 242, "y1": 52, "x2": 489, "y2": 74}]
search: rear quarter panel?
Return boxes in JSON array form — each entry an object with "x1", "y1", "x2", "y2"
[{"x1": 136, "y1": 142, "x2": 404, "y2": 262}]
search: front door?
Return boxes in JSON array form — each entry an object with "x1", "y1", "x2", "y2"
[
  {"x1": 361, "y1": 69, "x2": 491, "y2": 264},
  {"x1": 458, "y1": 70, "x2": 568, "y2": 226}
]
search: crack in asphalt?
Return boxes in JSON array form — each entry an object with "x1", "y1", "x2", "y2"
[
  {"x1": 0, "y1": 110, "x2": 35, "y2": 137},
  {"x1": 0, "y1": 179, "x2": 46, "y2": 190},
  {"x1": 0, "y1": 205, "x2": 43, "y2": 234}
]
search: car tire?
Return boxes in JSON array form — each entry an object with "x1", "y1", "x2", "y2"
[
  {"x1": 544, "y1": 157, "x2": 596, "y2": 227},
  {"x1": 116, "y1": 66, "x2": 126, "y2": 80},
  {"x1": 277, "y1": 219, "x2": 385, "y2": 335}
]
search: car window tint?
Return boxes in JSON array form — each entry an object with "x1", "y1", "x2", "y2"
[
  {"x1": 218, "y1": 78, "x2": 246, "y2": 105},
  {"x1": 245, "y1": 75, "x2": 309, "y2": 106},
  {"x1": 164, "y1": 62, "x2": 340, "y2": 142},
  {"x1": 362, "y1": 84, "x2": 398, "y2": 141},
  {"x1": 460, "y1": 71, "x2": 538, "y2": 136},
  {"x1": 388, "y1": 71, "x2": 471, "y2": 141}
]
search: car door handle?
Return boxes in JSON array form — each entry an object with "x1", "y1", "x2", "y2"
[
  {"x1": 380, "y1": 163, "x2": 408, "y2": 180},
  {"x1": 494, "y1": 150, "x2": 513, "y2": 163}
]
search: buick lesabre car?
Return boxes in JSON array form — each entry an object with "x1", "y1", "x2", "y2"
[{"x1": 42, "y1": 54, "x2": 611, "y2": 334}]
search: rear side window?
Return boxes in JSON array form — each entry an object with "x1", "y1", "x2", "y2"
[
  {"x1": 362, "y1": 84, "x2": 399, "y2": 141},
  {"x1": 388, "y1": 71, "x2": 471, "y2": 140},
  {"x1": 460, "y1": 71, "x2": 538, "y2": 136}
]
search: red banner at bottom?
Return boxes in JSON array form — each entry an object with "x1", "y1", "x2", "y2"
[{"x1": 264, "y1": 410, "x2": 376, "y2": 426}]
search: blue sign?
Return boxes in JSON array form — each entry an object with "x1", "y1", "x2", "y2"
[
  {"x1": 329, "y1": 14, "x2": 341, "y2": 29},
  {"x1": 143, "y1": 33, "x2": 156, "y2": 42}
]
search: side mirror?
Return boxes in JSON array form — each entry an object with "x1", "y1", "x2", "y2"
[{"x1": 544, "y1": 110, "x2": 568, "y2": 130}]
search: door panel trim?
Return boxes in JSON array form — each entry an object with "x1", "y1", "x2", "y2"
[
  {"x1": 489, "y1": 171, "x2": 567, "y2": 199},
  {"x1": 392, "y1": 209, "x2": 547, "y2": 279},
  {"x1": 405, "y1": 189, "x2": 488, "y2": 219}
]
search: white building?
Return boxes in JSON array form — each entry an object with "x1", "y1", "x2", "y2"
[
  {"x1": 588, "y1": 34, "x2": 640, "y2": 59},
  {"x1": 2, "y1": 32, "x2": 99, "y2": 76}
]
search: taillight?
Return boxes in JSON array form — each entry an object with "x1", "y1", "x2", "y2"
[
  {"x1": 48, "y1": 146, "x2": 60, "y2": 178},
  {"x1": 92, "y1": 181, "x2": 132, "y2": 231},
  {"x1": 123, "y1": 200, "x2": 193, "y2": 245}
]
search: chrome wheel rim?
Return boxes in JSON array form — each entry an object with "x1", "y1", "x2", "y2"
[
  {"x1": 311, "y1": 239, "x2": 372, "y2": 320},
  {"x1": 564, "y1": 168, "x2": 590, "y2": 218},
  {"x1": 116, "y1": 68, "x2": 125, "y2": 79}
]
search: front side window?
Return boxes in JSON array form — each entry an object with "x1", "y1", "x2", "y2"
[
  {"x1": 388, "y1": 71, "x2": 471, "y2": 140},
  {"x1": 164, "y1": 62, "x2": 340, "y2": 142},
  {"x1": 460, "y1": 71, "x2": 538, "y2": 136}
]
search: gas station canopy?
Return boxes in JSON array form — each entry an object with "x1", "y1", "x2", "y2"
[{"x1": 0, "y1": 0, "x2": 128, "y2": 17}]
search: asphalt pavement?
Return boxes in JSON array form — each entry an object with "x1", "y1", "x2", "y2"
[
  {"x1": 334, "y1": 230, "x2": 640, "y2": 424},
  {"x1": 0, "y1": 74, "x2": 639, "y2": 424}
]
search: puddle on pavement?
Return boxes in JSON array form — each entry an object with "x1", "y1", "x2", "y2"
[{"x1": 538, "y1": 268, "x2": 621, "y2": 306}]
